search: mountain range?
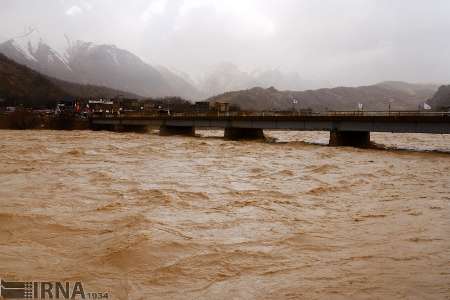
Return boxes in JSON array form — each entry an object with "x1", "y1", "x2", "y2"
[
  {"x1": 0, "y1": 29, "x2": 200, "y2": 99},
  {"x1": 199, "y1": 62, "x2": 330, "y2": 97},
  {"x1": 1, "y1": 50, "x2": 446, "y2": 112},
  {"x1": 0, "y1": 53, "x2": 138, "y2": 107},
  {"x1": 0, "y1": 30, "x2": 332, "y2": 99},
  {"x1": 208, "y1": 82, "x2": 440, "y2": 112},
  {"x1": 0, "y1": 29, "x2": 446, "y2": 111}
]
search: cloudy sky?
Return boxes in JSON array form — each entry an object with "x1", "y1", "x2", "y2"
[{"x1": 1, "y1": 0, "x2": 449, "y2": 86}]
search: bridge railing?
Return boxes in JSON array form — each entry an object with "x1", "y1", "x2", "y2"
[
  {"x1": 317, "y1": 111, "x2": 450, "y2": 117},
  {"x1": 94, "y1": 111, "x2": 450, "y2": 119}
]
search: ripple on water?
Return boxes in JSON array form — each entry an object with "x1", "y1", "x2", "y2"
[{"x1": 0, "y1": 130, "x2": 449, "y2": 299}]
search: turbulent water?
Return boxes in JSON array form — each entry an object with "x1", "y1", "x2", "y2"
[{"x1": 0, "y1": 130, "x2": 449, "y2": 299}]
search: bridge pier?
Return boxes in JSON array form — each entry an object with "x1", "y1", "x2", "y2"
[
  {"x1": 224, "y1": 128, "x2": 265, "y2": 140},
  {"x1": 159, "y1": 125, "x2": 196, "y2": 136},
  {"x1": 329, "y1": 130, "x2": 371, "y2": 148}
]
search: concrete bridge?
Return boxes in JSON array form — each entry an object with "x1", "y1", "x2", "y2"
[{"x1": 90, "y1": 111, "x2": 450, "y2": 147}]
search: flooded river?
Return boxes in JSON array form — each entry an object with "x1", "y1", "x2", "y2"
[{"x1": 0, "y1": 130, "x2": 449, "y2": 299}]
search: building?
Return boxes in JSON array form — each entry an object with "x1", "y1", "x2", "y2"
[
  {"x1": 194, "y1": 101, "x2": 230, "y2": 113},
  {"x1": 118, "y1": 98, "x2": 141, "y2": 112},
  {"x1": 87, "y1": 99, "x2": 116, "y2": 113},
  {"x1": 194, "y1": 101, "x2": 211, "y2": 113},
  {"x1": 55, "y1": 99, "x2": 76, "y2": 114},
  {"x1": 212, "y1": 102, "x2": 230, "y2": 113}
]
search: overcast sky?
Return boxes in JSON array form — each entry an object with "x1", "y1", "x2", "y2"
[{"x1": 1, "y1": 0, "x2": 449, "y2": 86}]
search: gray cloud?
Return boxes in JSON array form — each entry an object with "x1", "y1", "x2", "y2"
[{"x1": 1, "y1": 0, "x2": 449, "y2": 86}]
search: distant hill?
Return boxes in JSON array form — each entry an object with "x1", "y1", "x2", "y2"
[
  {"x1": 376, "y1": 81, "x2": 439, "y2": 101},
  {"x1": 49, "y1": 77, "x2": 140, "y2": 99},
  {"x1": 0, "y1": 53, "x2": 139, "y2": 107},
  {"x1": 207, "y1": 81, "x2": 439, "y2": 111},
  {"x1": 0, "y1": 53, "x2": 66, "y2": 107},
  {"x1": 427, "y1": 85, "x2": 450, "y2": 111}
]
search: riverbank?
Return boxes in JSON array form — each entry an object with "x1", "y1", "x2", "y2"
[{"x1": 0, "y1": 111, "x2": 90, "y2": 130}]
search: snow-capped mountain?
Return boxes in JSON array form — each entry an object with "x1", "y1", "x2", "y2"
[
  {"x1": 199, "y1": 62, "x2": 331, "y2": 97},
  {"x1": 65, "y1": 40, "x2": 191, "y2": 98},
  {"x1": 0, "y1": 29, "x2": 74, "y2": 82},
  {"x1": 0, "y1": 30, "x2": 200, "y2": 99}
]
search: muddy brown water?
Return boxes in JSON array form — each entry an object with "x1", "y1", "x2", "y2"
[{"x1": 0, "y1": 130, "x2": 449, "y2": 299}]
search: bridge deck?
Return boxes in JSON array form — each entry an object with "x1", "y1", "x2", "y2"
[{"x1": 91, "y1": 111, "x2": 450, "y2": 134}]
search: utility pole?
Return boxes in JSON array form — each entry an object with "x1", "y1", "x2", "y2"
[
  {"x1": 290, "y1": 96, "x2": 298, "y2": 114},
  {"x1": 388, "y1": 98, "x2": 394, "y2": 114}
]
